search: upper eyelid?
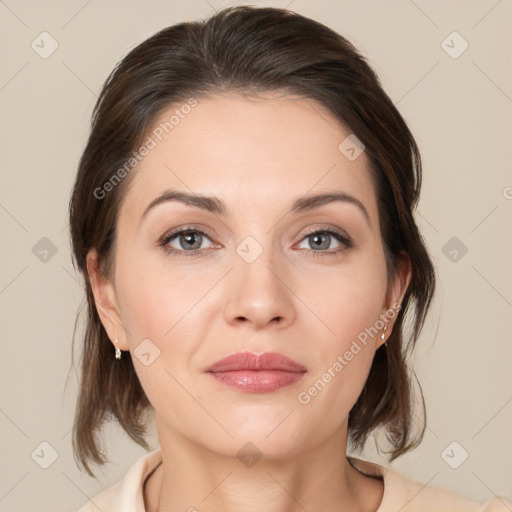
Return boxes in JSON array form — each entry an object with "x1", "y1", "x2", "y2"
[
  {"x1": 300, "y1": 225, "x2": 350, "y2": 239},
  {"x1": 160, "y1": 225, "x2": 214, "y2": 242}
]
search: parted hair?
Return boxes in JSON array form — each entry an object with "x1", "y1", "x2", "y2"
[{"x1": 68, "y1": 5, "x2": 436, "y2": 477}]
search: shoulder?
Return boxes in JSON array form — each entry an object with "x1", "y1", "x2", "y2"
[
  {"x1": 478, "y1": 497, "x2": 512, "y2": 512},
  {"x1": 75, "y1": 448, "x2": 162, "y2": 512},
  {"x1": 348, "y1": 456, "x2": 512, "y2": 512}
]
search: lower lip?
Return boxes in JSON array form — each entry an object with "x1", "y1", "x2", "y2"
[{"x1": 208, "y1": 370, "x2": 306, "y2": 392}]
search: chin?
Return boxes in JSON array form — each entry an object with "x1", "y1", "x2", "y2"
[
  {"x1": 198, "y1": 418, "x2": 307, "y2": 462},
  {"x1": 212, "y1": 436, "x2": 305, "y2": 464}
]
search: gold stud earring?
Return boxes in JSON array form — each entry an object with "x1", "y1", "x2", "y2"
[{"x1": 114, "y1": 338, "x2": 121, "y2": 360}]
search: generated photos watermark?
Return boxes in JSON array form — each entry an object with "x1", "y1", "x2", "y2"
[
  {"x1": 93, "y1": 97, "x2": 198, "y2": 200},
  {"x1": 297, "y1": 302, "x2": 401, "y2": 405}
]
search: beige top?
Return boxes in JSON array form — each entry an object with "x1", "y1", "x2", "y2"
[{"x1": 76, "y1": 448, "x2": 511, "y2": 512}]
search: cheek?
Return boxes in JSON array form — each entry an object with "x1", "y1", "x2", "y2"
[
  {"x1": 300, "y1": 251, "x2": 388, "y2": 345},
  {"x1": 294, "y1": 252, "x2": 388, "y2": 413},
  {"x1": 112, "y1": 260, "x2": 196, "y2": 418},
  {"x1": 115, "y1": 249, "x2": 211, "y2": 341},
  {"x1": 113, "y1": 250, "x2": 217, "y2": 400}
]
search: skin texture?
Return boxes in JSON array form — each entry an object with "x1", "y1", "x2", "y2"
[{"x1": 87, "y1": 92, "x2": 411, "y2": 512}]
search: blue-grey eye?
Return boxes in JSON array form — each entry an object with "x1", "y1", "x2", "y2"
[
  {"x1": 297, "y1": 231, "x2": 344, "y2": 251},
  {"x1": 168, "y1": 230, "x2": 211, "y2": 251}
]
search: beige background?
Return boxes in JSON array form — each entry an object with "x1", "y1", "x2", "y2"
[{"x1": 0, "y1": 1, "x2": 511, "y2": 510}]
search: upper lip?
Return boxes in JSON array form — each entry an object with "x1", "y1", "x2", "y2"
[{"x1": 205, "y1": 352, "x2": 307, "y2": 373}]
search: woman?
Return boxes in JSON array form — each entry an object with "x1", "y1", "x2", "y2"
[{"x1": 69, "y1": 6, "x2": 510, "y2": 511}]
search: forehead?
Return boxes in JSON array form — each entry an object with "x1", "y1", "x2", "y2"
[{"x1": 119, "y1": 93, "x2": 378, "y2": 224}]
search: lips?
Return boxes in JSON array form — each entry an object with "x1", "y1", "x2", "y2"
[{"x1": 205, "y1": 352, "x2": 307, "y2": 392}]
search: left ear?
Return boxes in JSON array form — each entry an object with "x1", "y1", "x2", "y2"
[{"x1": 376, "y1": 250, "x2": 412, "y2": 349}]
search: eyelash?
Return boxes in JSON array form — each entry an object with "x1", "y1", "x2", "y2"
[{"x1": 158, "y1": 226, "x2": 353, "y2": 258}]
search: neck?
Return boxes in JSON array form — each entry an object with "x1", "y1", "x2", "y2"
[{"x1": 144, "y1": 422, "x2": 383, "y2": 512}]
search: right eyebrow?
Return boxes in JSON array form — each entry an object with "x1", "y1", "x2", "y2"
[{"x1": 141, "y1": 190, "x2": 225, "y2": 220}]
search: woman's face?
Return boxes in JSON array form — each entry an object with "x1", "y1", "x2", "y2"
[{"x1": 89, "y1": 92, "x2": 409, "y2": 459}]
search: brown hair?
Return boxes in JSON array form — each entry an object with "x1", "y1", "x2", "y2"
[{"x1": 68, "y1": 5, "x2": 436, "y2": 477}]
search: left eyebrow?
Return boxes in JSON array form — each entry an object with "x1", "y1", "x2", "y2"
[
  {"x1": 290, "y1": 192, "x2": 371, "y2": 227},
  {"x1": 141, "y1": 189, "x2": 371, "y2": 227}
]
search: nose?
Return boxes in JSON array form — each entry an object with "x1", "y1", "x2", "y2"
[{"x1": 223, "y1": 246, "x2": 296, "y2": 330}]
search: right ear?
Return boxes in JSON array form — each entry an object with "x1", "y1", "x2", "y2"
[{"x1": 86, "y1": 248, "x2": 128, "y2": 351}]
